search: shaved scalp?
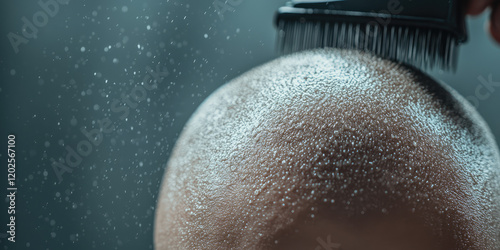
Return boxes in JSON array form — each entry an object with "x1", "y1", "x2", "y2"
[{"x1": 155, "y1": 49, "x2": 500, "y2": 250}]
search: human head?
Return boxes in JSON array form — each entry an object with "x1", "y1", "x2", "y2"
[{"x1": 155, "y1": 49, "x2": 500, "y2": 249}]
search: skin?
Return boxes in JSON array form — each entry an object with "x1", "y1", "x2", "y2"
[
  {"x1": 154, "y1": 49, "x2": 500, "y2": 249},
  {"x1": 467, "y1": 0, "x2": 500, "y2": 43}
]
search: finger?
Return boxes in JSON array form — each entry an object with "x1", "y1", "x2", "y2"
[
  {"x1": 488, "y1": 3, "x2": 500, "y2": 43},
  {"x1": 468, "y1": 0, "x2": 494, "y2": 16}
]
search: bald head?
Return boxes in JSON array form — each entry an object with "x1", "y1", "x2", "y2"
[{"x1": 155, "y1": 49, "x2": 500, "y2": 249}]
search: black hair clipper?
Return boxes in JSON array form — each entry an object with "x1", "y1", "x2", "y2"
[{"x1": 274, "y1": 0, "x2": 468, "y2": 71}]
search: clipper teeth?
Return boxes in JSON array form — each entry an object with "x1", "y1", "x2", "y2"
[{"x1": 276, "y1": 20, "x2": 459, "y2": 71}]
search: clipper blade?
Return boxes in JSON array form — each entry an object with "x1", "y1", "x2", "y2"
[{"x1": 276, "y1": 21, "x2": 460, "y2": 71}]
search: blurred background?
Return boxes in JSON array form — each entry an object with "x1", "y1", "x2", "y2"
[{"x1": 0, "y1": 0, "x2": 499, "y2": 249}]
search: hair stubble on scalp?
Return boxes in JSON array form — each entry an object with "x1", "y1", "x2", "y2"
[{"x1": 155, "y1": 49, "x2": 500, "y2": 250}]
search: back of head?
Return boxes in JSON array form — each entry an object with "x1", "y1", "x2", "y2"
[{"x1": 155, "y1": 49, "x2": 500, "y2": 250}]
